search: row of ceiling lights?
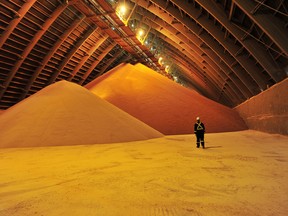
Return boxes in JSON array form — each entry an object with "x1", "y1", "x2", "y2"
[{"x1": 114, "y1": 1, "x2": 175, "y2": 77}]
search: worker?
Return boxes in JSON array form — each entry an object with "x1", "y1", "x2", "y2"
[{"x1": 194, "y1": 117, "x2": 205, "y2": 148}]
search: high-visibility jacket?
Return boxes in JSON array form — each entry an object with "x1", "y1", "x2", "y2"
[{"x1": 194, "y1": 121, "x2": 205, "y2": 133}]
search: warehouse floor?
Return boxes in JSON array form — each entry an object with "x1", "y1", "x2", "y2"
[{"x1": 0, "y1": 130, "x2": 287, "y2": 216}]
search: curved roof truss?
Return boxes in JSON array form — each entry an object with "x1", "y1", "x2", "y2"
[{"x1": 0, "y1": 0, "x2": 287, "y2": 109}]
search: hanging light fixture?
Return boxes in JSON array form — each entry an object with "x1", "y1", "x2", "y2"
[
  {"x1": 116, "y1": 2, "x2": 128, "y2": 25},
  {"x1": 136, "y1": 28, "x2": 146, "y2": 44},
  {"x1": 115, "y1": 1, "x2": 137, "y2": 26}
]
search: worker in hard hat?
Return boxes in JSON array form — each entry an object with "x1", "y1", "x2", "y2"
[{"x1": 194, "y1": 117, "x2": 205, "y2": 148}]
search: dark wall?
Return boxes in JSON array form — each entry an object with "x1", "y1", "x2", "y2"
[{"x1": 235, "y1": 78, "x2": 288, "y2": 135}]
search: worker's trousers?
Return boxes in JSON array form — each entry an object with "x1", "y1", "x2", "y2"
[{"x1": 196, "y1": 132, "x2": 205, "y2": 148}]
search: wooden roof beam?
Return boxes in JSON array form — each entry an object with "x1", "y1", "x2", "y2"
[
  {"x1": 0, "y1": 0, "x2": 37, "y2": 48},
  {"x1": 67, "y1": 33, "x2": 109, "y2": 82},
  {"x1": 0, "y1": 1, "x2": 68, "y2": 100},
  {"x1": 234, "y1": 0, "x2": 288, "y2": 57},
  {"x1": 20, "y1": 15, "x2": 86, "y2": 100},
  {"x1": 80, "y1": 42, "x2": 117, "y2": 84},
  {"x1": 196, "y1": 0, "x2": 284, "y2": 82},
  {"x1": 48, "y1": 26, "x2": 98, "y2": 84}
]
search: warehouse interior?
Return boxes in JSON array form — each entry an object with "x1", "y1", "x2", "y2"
[
  {"x1": 0, "y1": 0, "x2": 288, "y2": 215},
  {"x1": 0, "y1": 0, "x2": 287, "y2": 133}
]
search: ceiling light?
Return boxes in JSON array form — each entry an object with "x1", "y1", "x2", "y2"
[
  {"x1": 116, "y1": 4, "x2": 128, "y2": 25},
  {"x1": 158, "y1": 57, "x2": 163, "y2": 65},
  {"x1": 136, "y1": 29, "x2": 146, "y2": 44}
]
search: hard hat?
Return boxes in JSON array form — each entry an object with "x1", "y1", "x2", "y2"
[{"x1": 196, "y1": 117, "x2": 200, "y2": 120}]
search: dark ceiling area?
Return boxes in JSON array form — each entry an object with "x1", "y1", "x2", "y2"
[{"x1": 0, "y1": 0, "x2": 287, "y2": 109}]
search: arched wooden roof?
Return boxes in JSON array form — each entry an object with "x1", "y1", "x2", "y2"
[{"x1": 0, "y1": 0, "x2": 287, "y2": 109}]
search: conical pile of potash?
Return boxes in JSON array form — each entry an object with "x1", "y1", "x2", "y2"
[
  {"x1": 0, "y1": 81, "x2": 163, "y2": 148},
  {"x1": 86, "y1": 63, "x2": 247, "y2": 135}
]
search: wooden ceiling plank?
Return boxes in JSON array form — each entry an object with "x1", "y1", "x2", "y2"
[
  {"x1": 20, "y1": 15, "x2": 86, "y2": 100},
  {"x1": 0, "y1": 1, "x2": 68, "y2": 100}
]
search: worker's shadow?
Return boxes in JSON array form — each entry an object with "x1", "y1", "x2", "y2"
[{"x1": 204, "y1": 146, "x2": 222, "y2": 149}]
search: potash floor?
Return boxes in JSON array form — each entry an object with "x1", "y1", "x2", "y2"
[{"x1": 1, "y1": 130, "x2": 287, "y2": 216}]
